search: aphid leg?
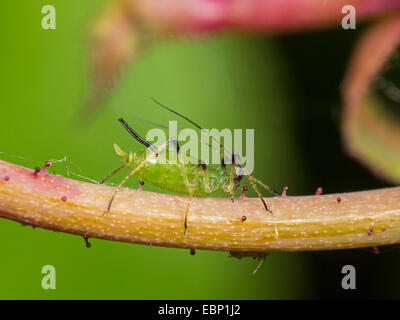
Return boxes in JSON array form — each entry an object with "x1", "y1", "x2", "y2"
[
  {"x1": 183, "y1": 194, "x2": 193, "y2": 235},
  {"x1": 104, "y1": 140, "x2": 171, "y2": 215},
  {"x1": 99, "y1": 164, "x2": 127, "y2": 184},
  {"x1": 248, "y1": 176, "x2": 273, "y2": 215},
  {"x1": 221, "y1": 158, "x2": 226, "y2": 171},
  {"x1": 248, "y1": 176, "x2": 279, "y2": 239},
  {"x1": 247, "y1": 175, "x2": 280, "y2": 197},
  {"x1": 252, "y1": 254, "x2": 266, "y2": 276},
  {"x1": 229, "y1": 156, "x2": 236, "y2": 203},
  {"x1": 183, "y1": 164, "x2": 201, "y2": 235},
  {"x1": 199, "y1": 161, "x2": 211, "y2": 193},
  {"x1": 103, "y1": 166, "x2": 142, "y2": 215},
  {"x1": 170, "y1": 138, "x2": 180, "y2": 153}
]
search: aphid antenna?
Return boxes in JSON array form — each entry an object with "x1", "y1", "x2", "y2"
[
  {"x1": 131, "y1": 113, "x2": 214, "y2": 151},
  {"x1": 118, "y1": 118, "x2": 155, "y2": 150},
  {"x1": 128, "y1": 115, "x2": 170, "y2": 130},
  {"x1": 151, "y1": 98, "x2": 231, "y2": 158}
]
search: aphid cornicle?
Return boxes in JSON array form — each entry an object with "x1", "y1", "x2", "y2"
[{"x1": 101, "y1": 99, "x2": 280, "y2": 236}]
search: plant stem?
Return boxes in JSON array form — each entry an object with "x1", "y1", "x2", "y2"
[{"x1": 0, "y1": 159, "x2": 399, "y2": 252}]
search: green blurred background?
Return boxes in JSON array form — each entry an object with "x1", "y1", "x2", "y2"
[{"x1": 0, "y1": 1, "x2": 399, "y2": 299}]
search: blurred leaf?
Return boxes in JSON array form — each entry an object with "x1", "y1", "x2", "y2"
[
  {"x1": 86, "y1": 0, "x2": 400, "y2": 116},
  {"x1": 342, "y1": 13, "x2": 400, "y2": 182}
]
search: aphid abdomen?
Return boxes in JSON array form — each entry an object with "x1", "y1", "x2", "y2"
[
  {"x1": 134, "y1": 162, "x2": 229, "y2": 195},
  {"x1": 124, "y1": 149, "x2": 232, "y2": 195},
  {"x1": 137, "y1": 162, "x2": 191, "y2": 194}
]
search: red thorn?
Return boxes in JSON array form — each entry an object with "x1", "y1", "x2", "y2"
[
  {"x1": 138, "y1": 180, "x2": 144, "y2": 191},
  {"x1": 337, "y1": 197, "x2": 342, "y2": 203},
  {"x1": 367, "y1": 228, "x2": 374, "y2": 236},
  {"x1": 61, "y1": 196, "x2": 67, "y2": 201},
  {"x1": 372, "y1": 246, "x2": 380, "y2": 255},
  {"x1": 83, "y1": 235, "x2": 91, "y2": 248},
  {"x1": 42, "y1": 161, "x2": 52, "y2": 172},
  {"x1": 281, "y1": 186, "x2": 289, "y2": 197},
  {"x1": 33, "y1": 167, "x2": 41, "y2": 177},
  {"x1": 33, "y1": 161, "x2": 52, "y2": 177},
  {"x1": 190, "y1": 249, "x2": 196, "y2": 255},
  {"x1": 240, "y1": 215, "x2": 247, "y2": 222},
  {"x1": 239, "y1": 186, "x2": 248, "y2": 199},
  {"x1": 4, "y1": 176, "x2": 10, "y2": 181},
  {"x1": 315, "y1": 187, "x2": 323, "y2": 195}
]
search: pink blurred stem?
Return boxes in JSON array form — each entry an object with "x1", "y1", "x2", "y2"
[{"x1": 132, "y1": 0, "x2": 400, "y2": 34}]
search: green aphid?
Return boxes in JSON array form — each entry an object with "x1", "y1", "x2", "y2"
[{"x1": 100, "y1": 99, "x2": 280, "y2": 236}]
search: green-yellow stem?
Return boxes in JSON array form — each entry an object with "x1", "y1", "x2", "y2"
[{"x1": 0, "y1": 159, "x2": 399, "y2": 252}]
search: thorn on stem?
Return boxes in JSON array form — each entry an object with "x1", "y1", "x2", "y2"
[
  {"x1": 83, "y1": 235, "x2": 91, "y2": 248},
  {"x1": 372, "y1": 246, "x2": 380, "y2": 254},
  {"x1": 138, "y1": 180, "x2": 144, "y2": 191},
  {"x1": 43, "y1": 161, "x2": 52, "y2": 172},
  {"x1": 239, "y1": 186, "x2": 248, "y2": 200},
  {"x1": 33, "y1": 167, "x2": 41, "y2": 177},
  {"x1": 33, "y1": 161, "x2": 52, "y2": 177},
  {"x1": 281, "y1": 186, "x2": 289, "y2": 197},
  {"x1": 315, "y1": 186, "x2": 323, "y2": 195}
]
